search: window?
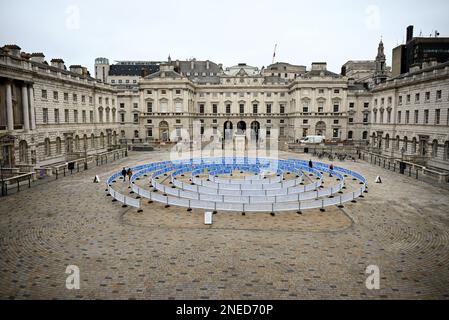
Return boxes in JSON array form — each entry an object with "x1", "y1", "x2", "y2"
[
  {"x1": 415, "y1": 93, "x2": 420, "y2": 103},
  {"x1": 120, "y1": 113, "x2": 125, "y2": 123},
  {"x1": 90, "y1": 111, "x2": 94, "y2": 123},
  {"x1": 348, "y1": 131, "x2": 353, "y2": 139},
  {"x1": 406, "y1": 95, "x2": 411, "y2": 103},
  {"x1": 65, "y1": 109, "x2": 69, "y2": 123},
  {"x1": 54, "y1": 109, "x2": 59, "y2": 124},
  {"x1": 147, "y1": 102, "x2": 153, "y2": 113},
  {"x1": 349, "y1": 102, "x2": 355, "y2": 109},
  {"x1": 82, "y1": 110, "x2": 86, "y2": 123},
  {"x1": 147, "y1": 90, "x2": 152, "y2": 95},
  {"x1": 73, "y1": 94, "x2": 77, "y2": 102},
  {"x1": 160, "y1": 102, "x2": 168, "y2": 113},
  {"x1": 74, "y1": 110, "x2": 78, "y2": 123},
  {"x1": 176, "y1": 119, "x2": 181, "y2": 124},
  {"x1": 120, "y1": 103, "x2": 125, "y2": 109},
  {"x1": 398, "y1": 96, "x2": 403, "y2": 105},
  {"x1": 414, "y1": 110, "x2": 419, "y2": 124},
  {"x1": 280, "y1": 104, "x2": 285, "y2": 114},
  {"x1": 176, "y1": 89, "x2": 181, "y2": 95},
  {"x1": 364, "y1": 102, "x2": 369, "y2": 108},
  {"x1": 98, "y1": 109, "x2": 103, "y2": 122},
  {"x1": 147, "y1": 129, "x2": 153, "y2": 137},
  {"x1": 424, "y1": 110, "x2": 429, "y2": 124},
  {"x1": 334, "y1": 119, "x2": 339, "y2": 124},
  {"x1": 43, "y1": 108, "x2": 48, "y2": 123},
  {"x1": 147, "y1": 119, "x2": 152, "y2": 124},
  {"x1": 333, "y1": 104, "x2": 339, "y2": 113},
  {"x1": 387, "y1": 110, "x2": 391, "y2": 123},
  {"x1": 133, "y1": 103, "x2": 138, "y2": 109},
  {"x1": 435, "y1": 109, "x2": 441, "y2": 124},
  {"x1": 405, "y1": 110, "x2": 410, "y2": 124},
  {"x1": 334, "y1": 89, "x2": 340, "y2": 94},
  {"x1": 64, "y1": 92, "x2": 69, "y2": 102},
  {"x1": 161, "y1": 90, "x2": 166, "y2": 95},
  {"x1": 89, "y1": 96, "x2": 93, "y2": 104},
  {"x1": 349, "y1": 118, "x2": 354, "y2": 123},
  {"x1": 175, "y1": 102, "x2": 182, "y2": 113},
  {"x1": 302, "y1": 102, "x2": 309, "y2": 113},
  {"x1": 134, "y1": 130, "x2": 139, "y2": 138},
  {"x1": 82, "y1": 95, "x2": 86, "y2": 103},
  {"x1": 41, "y1": 90, "x2": 47, "y2": 99},
  {"x1": 332, "y1": 128, "x2": 339, "y2": 138},
  {"x1": 199, "y1": 104, "x2": 205, "y2": 114},
  {"x1": 362, "y1": 131, "x2": 368, "y2": 140},
  {"x1": 319, "y1": 89, "x2": 324, "y2": 94},
  {"x1": 318, "y1": 102, "x2": 324, "y2": 113},
  {"x1": 303, "y1": 119, "x2": 308, "y2": 124},
  {"x1": 397, "y1": 111, "x2": 401, "y2": 124},
  {"x1": 425, "y1": 92, "x2": 430, "y2": 101},
  {"x1": 226, "y1": 104, "x2": 231, "y2": 114},
  {"x1": 266, "y1": 104, "x2": 272, "y2": 114},
  {"x1": 212, "y1": 104, "x2": 218, "y2": 114},
  {"x1": 239, "y1": 104, "x2": 244, "y2": 114},
  {"x1": 436, "y1": 90, "x2": 442, "y2": 101},
  {"x1": 44, "y1": 138, "x2": 51, "y2": 157},
  {"x1": 133, "y1": 113, "x2": 138, "y2": 123},
  {"x1": 253, "y1": 104, "x2": 258, "y2": 114},
  {"x1": 363, "y1": 113, "x2": 369, "y2": 123}
]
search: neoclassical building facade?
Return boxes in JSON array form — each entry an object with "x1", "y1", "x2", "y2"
[{"x1": 0, "y1": 45, "x2": 119, "y2": 168}]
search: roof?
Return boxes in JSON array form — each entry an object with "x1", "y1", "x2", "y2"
[
  {"x1": 304, "y1": 69, "x2": 342, "y2": 78},
  {"x1": 109, "y1": 64, "x2": 160, "y2": 76}
]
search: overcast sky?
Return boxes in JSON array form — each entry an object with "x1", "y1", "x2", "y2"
[{"x1": 1, "y1": 0, "x2": 449, "y2": 74}]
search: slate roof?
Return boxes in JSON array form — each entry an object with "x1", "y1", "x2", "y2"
[{"x1": 109, "y1": 64, "x2": 160, "y2": 76}]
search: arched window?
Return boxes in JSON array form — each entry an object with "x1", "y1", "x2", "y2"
[
  {"x1": 432, "y1": 140, "x2": 439, "y2": 158},
  {"x1": 385, "y1": 134, "x2": 390, "y2": 149},
  {"x1": 75, "y1": 135, "x2": 80, "y2": 151},
  {"x1": 362, "y1": 131, "x2": 368, "y2": 140},
  {"x1": 91, "y1": 134, "x2": 96, "y2": 149},
  {"x1": 396, "y1": 135, "x2": 400, "y2": 150},
  {"x1": 100, "y1": 132, "x2": 105, "y2": 148},
  {"x1": 19, "y1": 140, "x2": 28, "y2": 163},
  {"x1": 403, "y1": 137, "x2": 408, "y2": 152},
  {"x1": 411, "y1": 138, "x2": 417, "y2": 154},
  {"x1": 83, "y1": 135, "x2": 88, "y2": 151},
  {"x1": 44, "y1": 138, "x2": 51, "y2": 157},
  {"x1": 56, "y1": 137, "x2": 62, "y2": 154}
]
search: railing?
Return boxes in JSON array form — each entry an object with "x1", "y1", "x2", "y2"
[{"x1": 1, "y1": 172, "x2": 35, "y2": 196}]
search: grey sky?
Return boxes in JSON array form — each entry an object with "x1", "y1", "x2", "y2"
[{"x1": 1, "y1": 0, "x2": 449, "y2": 74}]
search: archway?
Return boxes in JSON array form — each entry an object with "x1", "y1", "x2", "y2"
[
  {"x1": 237, "y1": 121, "x2": 246, "y2": 135},
  {"x1": 250, "y1": 121, "x2": 260, "y2": 141},
  {"x1": 159, "y1": 121, "x2": 169, "y2": 142},
  {"x1": 223, "y1": 121, "x2": 233, "y2": 140},
  {"x1": 315, "y1": 121, "x2": 326, "y2": 136}
]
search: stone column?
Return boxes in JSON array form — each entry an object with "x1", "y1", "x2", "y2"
[
  {"x1": 22, "y1": 84, "x2": 30, "y2": 131},
  {"x1": 6, "y1": 81, "x2": 14, "y2": 131},
  {"x1": 28, "y1": 85, "x2": 36, "y2": 130}
]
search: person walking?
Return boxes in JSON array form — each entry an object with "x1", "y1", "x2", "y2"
[
  {"x1": 127, "y1": 168, "x2": 133, "y2": 183},
  {"x1": 308, "y1": 159, "x2": 313, "y2": 169},
  {"x1": 121, "y1": 167, "x2": 127, "y2": 182},
  {"x1": 329, "y1": 163, "x2": 334, "y2": 177}
]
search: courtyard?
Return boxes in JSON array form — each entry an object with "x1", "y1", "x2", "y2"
[{"x1": 0, "y1": 150, "x2": 448, "y2": 299}]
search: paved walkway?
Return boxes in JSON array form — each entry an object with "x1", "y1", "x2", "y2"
[{"x1": 0, "y1": 150, "x2": 448, "y2": 299}]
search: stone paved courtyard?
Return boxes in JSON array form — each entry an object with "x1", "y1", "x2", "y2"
[{"x1": 1, "y1": 150, "x2": 449, "y2": 300}]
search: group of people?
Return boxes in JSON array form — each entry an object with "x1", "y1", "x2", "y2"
[
  {"x1": 309, "y1": 159, "x2": 334, "y2": 177},
  {"x1": 121, "y1": 167, "x2": 133, "y2": 182}
]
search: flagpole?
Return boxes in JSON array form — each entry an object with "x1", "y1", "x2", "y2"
[{"x1": 272, "y1": 44, "x2": 277, "y2": 64}]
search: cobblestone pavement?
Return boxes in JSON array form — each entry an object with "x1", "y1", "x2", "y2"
[{"x1": 1, "y1": 150, "x2": 449, "y2": 300}]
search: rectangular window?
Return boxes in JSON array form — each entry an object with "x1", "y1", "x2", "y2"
[
  {"x1": 53, "y1": 91, "x2": 58, "y2": 100},
  {"x1": 120, "y1": 113, "x2": 125, "y2": 123},
  {"x1": 414, "y1": 110, "x2": 419, "y2": 124},
  {"x1": 73, "y1": 94, "x2": 77, "y2": 102},
  {"x1": 175, "y1": 102, "x2": 182, "y2": 113},
  {"x1": 302, "y1": 102, "x2": 309, "y2": 113},
  {"x1": 333, "y1": 104, "x2": 339, "y2": 113},
  {"x1": 41, "y1": 90, "x2": 47, "y2": 99},
  {"x1": 387, "y1": 111, "x2": 391, "y2": 123},
  {"x1": 133, "y1": 103, "x2": 138, "y2": 109},
  {"x1": 54, "y1": 109, "x2": 59, "y2": 124},
  {"x1": 334, "y1": 119, "x2": 339, "y2": 124},
  {"x1": 349, "y1": 102, "x2": 354, "y2": 109},
  {"x1": 82, "y1": 110, "x2": 86, "y2": 123},
  {"x1": 279, "y1": 104, "x2": 285, "y2": 114},
  {"x1": 176, "y1": 89, "x2": 181, "y2": 95},
  {"x1": 334, "y1": 89, "x2": 340, "y2": 94},
  {"x1": 425, "y1": 92, "x2": 430, "y2": 101},
  {"x1": 133, "y1": 113, "x2": 138, "y2": 123},
  {"x1": 120, "y1": 103, "x2": 125, "y2": 109},
  {"x1": 364, "y1": 102, "x2": 369, "y2": 108},
  {"x1": 279, "y1": 127, "x2": 285, "y2": 136},
  {"x1": 90, "y1": 111, "x2": 94, "y2": 123},
  {"x1": 415, "y1": 93, "x2": 420, "y2": 103},
  {"x1": 424, "y1": 110, "x2": 429, "y2": 124},
  {"x1": 266, "y1": 104, "x2": 272, "y2": 114},
  {"x1": 318, "y1": 102, "x2": 324, "y2": 113},
  {"x1": 436, "y1": 90, "x2": 442, "y2": 101},
  {"x1": 332, "y1": 128, "x2": 339, "y2": 138},
  {"x1": 303, "y1": 119, "x2": 308, "y2": 124},
  {"x1": 253, "y1": 104, "x2": 258, "y2": 114},
  {"x1": 65, "y1": 109, "x2": 69, "y2": 123},
  {"x1": 147, "y1": 90, "x2": 152, "y2": 95},
  {"x1": 397, "y1": 111, "x2": 401, "y2": 124},
  {"x1": 363, "y1": 113, "x2": 368, "y2": 123},
  {"x1": 348, "y1": 118, "x2": 353, "y2": 123},
  {"x1": 160, "y1": 102, "x2": 168, "y2": 113},
  {"x1": 212, "y1": 104, "x2": 218, "y2": 114},
  {"x1": 239, "y1": 104, "x2": 244, "y2": 114},
  {"x1": 226, "y1": 104, "x2": 231, "y2": 114},
  {"x1": 89, "y1": 96, "x2": 93, "y2": 104},
  {"x1": 147, "y1": 128, "x2": 153, "y2": 137},
  {"x1": 147, "y1": 102, "x2": 153, "y2": 113},
  {"x1": 406, "y1": 95, "x2": 411, "y2": 103},
  {"x1": 398, "y1": 96, "x2": 402, "y2": 105},
  {"x1": 199, "y1": 104, "x2": 205, "y2": 114},
  {"x1": 435, "y1": 109, "x2": 440, "y2": 124},
  {"x1": 405, "y1": 110, "x2": 410, "y2": 124},
  {"x1": 82, "y1": 95, "x2": 86, "y2": 103},
  {"x1": 74, "y1": 110, "x2": 78, "y2": 123},
  {"x1": 43, "y1": 108, "x2": 48, "y2": 123},
  {"x1": 64, "y1": 92, "x2": 69, "y2": 102}
]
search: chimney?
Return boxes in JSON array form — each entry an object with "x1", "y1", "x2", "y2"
[
  {"x1": 206, "y1": 60, "x2": 210, "y2": 70},
  {"x1": 191, "y1": 60, "x2": 195, "y2": 70},
  {"x1": 311, "y1": 62, "x2": 327, "y2": 71},
  {"x1": 406, "y1": 25, "x2": 414, "y2": 42},
  {"x1": 341, "y1": 65, "x2": 347, "y2": 76},
  {"x1": 141, "y1": 67, "x2": 149, "y2": 78},
  {"x1": 3, "y1": 45, "x2": 21, "y2": 58},
  {"x1": 69, "y1": 65, "x2": 84, "y2": 75},
  {"x1": 51, "y1": 58, "x2": 65, "y2": 70},
  {"x1": 30, "y1": 52, "x2": 45, "y2": 64}
]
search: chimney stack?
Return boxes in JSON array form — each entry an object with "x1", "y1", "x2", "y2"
[
  {"x1": 51, "y1": 58, "x2": 66, "y2": 70},
  {"x1": 3, "y1": 45, "x2": 21, "y2": 58},
  {"x1": 30, "y1": 52, "x2": 45, "y2": 64},
  {"x1": 406, "y1": 25, "x2": 414, "y2": 42}
]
